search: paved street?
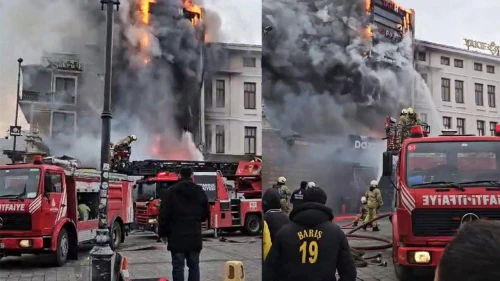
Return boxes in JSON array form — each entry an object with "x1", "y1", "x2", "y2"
[
  {"x1": 0, "y1": 219, "x2": 435, "y2": 281},
  {"x1": 0, "y1": 231, "x2": 261, "y2": 281}
]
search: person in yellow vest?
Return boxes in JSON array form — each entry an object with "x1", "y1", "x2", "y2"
[
  {"x1": 78, "y1": 196, "x2": 91, "y2": 221},
  {"x1": 407, "y1": 107, "x2": 421, "y2": 124},
  {"x1": 363, "y1": 180, "x2": 383, "y2": 231}
]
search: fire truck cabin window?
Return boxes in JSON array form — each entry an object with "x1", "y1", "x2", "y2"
[
  {"x1": 406, "y1": 142, "x2": 500, "y2": 187},
  {"x1": 0, "y1": 168, "x2": 41, "y2": 199},
  {"x1": 136, "y1": 182, "x2": 172, "y2": 201}
]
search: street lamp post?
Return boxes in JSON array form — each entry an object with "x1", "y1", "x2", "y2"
[
  {"x1": 12, "y1": 58, "x2": 23, "y2": 163},
  {"x1": 90, "y1": 1, "x2": 119, "y2": 281}
]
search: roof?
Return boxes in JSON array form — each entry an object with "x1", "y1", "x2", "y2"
[{"x1": 416, "y1": 39, "x2": 500, "y2": 64}]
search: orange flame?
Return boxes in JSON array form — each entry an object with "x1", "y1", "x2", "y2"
[
  {"x1": 183, "y1": 0, "x2": 203, "y2": 25},
  {"x1": 151, "y1": 135, "x2": 195, "y2": 160},
  {"x1": 139, "y1": 0, "x2": 156, "y2": 64}
]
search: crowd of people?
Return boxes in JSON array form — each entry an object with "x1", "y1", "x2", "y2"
[
  {"x1": 151, "y1": 167, "x2": 500, "y2": 281},
  {"x1": 263, "y1": 176, "x2": 500, "y2": 281}
]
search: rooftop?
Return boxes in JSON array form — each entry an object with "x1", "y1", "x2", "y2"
[{"x1": 416, "y1": 39, "x2": 500, "y2": 63}]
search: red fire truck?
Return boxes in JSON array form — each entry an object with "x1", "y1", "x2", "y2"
[
  {"x1": 125, "y1": 160, "x2": 263, "y2": 236},
  {"x1": 382, "y1": 121, "x2": 500, "y2": 280},
  {"x1": 0, "y1": 157, "x2": 134, "y2": 266}
]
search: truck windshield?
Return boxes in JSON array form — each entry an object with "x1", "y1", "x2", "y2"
[
  {"x1": 406, "y1": 141, "x2": 500, "y2": 187},
  {"x1": 0, "y1": 168, "x2": 41, "y2": 198},
  {"x1": 136, "y1": 181, "x2": 175, "y2": 201}
]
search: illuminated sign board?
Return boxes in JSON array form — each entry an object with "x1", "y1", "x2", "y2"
[
  {"x1": 464, "y1": 38, "x2": 500, "y2": 56},
  {"x1": 371, "y1": 0, "x2": 410, "y2": 42}
]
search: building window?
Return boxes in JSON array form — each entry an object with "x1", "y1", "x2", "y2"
[
  {"x1": 487, "y1": 65, "x2": 495, "y2": 74},
  {"x1": 490, "y1": 122, "x2": 498, "y2": 136},
  {"x1": 215, "y1": 80, "x2": 225, "y2": 108},
  {"x1": 443, "y1": 116, "x2": 451, "y2": 129},
  {"x1": 54, "y1": 77, "x2": 76, "y2": 104},
  {"x1": 457, "y1": 118, "x2": 465, "y2": 135},
  {"x1": 243, "y1": 57, "x2": 256, "y2": 67},
  {"x1": 244, "y1": 82, "x2": 257, "y2": 109},
  {"x1": 488, "y1": 85, "x2": 496, "y2": 108},
  {"x1": 477, "y1": 120, "x2": 485, "y2": 136},
  {"x1": 51, "y1": 111, "x2": 76, "y2": 137},
  {"x1": 441, "y1": 56, "x2": 450, "y2": 65},
  {"x1": 441, "y1": 78, "x2": 450, "y2": 102},
  {"x1": 420, "y1": 113, "x2": 427, "y2": 123},
  {"x1": 244, "y1": 126, "x2": 257, "y2": 154},
  {"x1": 418, "y1": 52, "x2": 426, "y2": 61},
  {"x1": 455, "y1": 80, "x2": 464, "y2": 103},
  {"x1": 474, "y1": 62, "x2": 483, "y2": 71},
  {"x1": 420, "y1": 73, "x2": 427, "y2": 84},
  {"x1": 215, "y1": 125, "x2": 225, "y2": 153},
  {"x1": 475, "y1": 83, "x2": 484, "y2": 106},
  {"x1": 454, "y1": 59, "x2": 463, "y2": 68},
  {"x1": 205, "y1": 124, "x2": 212, "y2": 153}
]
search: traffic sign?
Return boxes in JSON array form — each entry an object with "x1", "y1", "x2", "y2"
[{"x1": 9, "y1": 126, "x2": 21, "y2": 137}]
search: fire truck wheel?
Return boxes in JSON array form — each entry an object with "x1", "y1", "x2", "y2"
[
  {"x1": 394, "y1": 263, "x2": 418, "y2": 281},
  {"x1": 243, "y1": 214, "x2": 262, "y2": 236},
  {"x1": 52, "y1": 228, "x2": 69, "y2": 266},
  {"x1": 110, "y1": 221, "x2": 123, "y2": 250}
]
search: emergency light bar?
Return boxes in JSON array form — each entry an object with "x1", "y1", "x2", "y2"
[
  {"x1": 496, "y1": 124, "x2": 500, "y2": 136},
  {"x1": 410, "y1": 125, "x2": 424, "y2": 138}
]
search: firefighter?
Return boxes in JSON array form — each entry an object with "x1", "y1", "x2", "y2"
[
  {"x1": 364, "y1": 180, "x2": 383, "y2": 231},
  {"x1": 398, "y1": 108, "x2": 409, "y2": 125},
  {"x1": 353, "y1": 196, "x2": 368, "y2": 227},
  {"x1": 407, "y1": 107, "x2": 421, "y2": 124},
  {"x1": 273, "y1": 177, "x2": 291, "y2": 214},
  {"x1": 77, "y1": 196, "x2": 91, "y2": 221},
  {"x1": 290, "y1": 181, "x2": 307, "y2": 209}
]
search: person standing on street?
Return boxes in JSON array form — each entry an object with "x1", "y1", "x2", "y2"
[
  {"x1": 263, "y1": 188, "x2": 290, "y2": 260},
  {"x1": 363, "y1": 180, "x2": 383, "y2": 231},
  {"x1": 290, "y1": 181, "x2": 307, "y2": 210},
  {"x1": 263, "y1": 186, "x2": 357, "y2": 281},
  {"x1": 272, "y1": 176, "x2": 291, "y2": 214},
  {"x1": 158, "y1": 167, "x2": 210, "y2": 281}
]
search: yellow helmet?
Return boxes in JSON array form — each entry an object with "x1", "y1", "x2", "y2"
[
  {"x1": 407, "y1": 107, "x2": 414, "y2": 114},
  {"x1": 278, "y1": 176, "x2": 286, "y2": 184}
]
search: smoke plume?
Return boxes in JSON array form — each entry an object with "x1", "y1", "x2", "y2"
[
  {"x1": 0, "y1": 0, "x2": 101, "y2": 135},
  {"x1": 262, "y1": 0, "x2": 441, "y2": 206},
  {"x1": 263, "y1": 0, "x2": 440, "y2": 136}
]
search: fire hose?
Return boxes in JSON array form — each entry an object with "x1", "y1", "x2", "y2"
[{"x1": 334, "y1": 213, "x2": 393, "y2": 267}]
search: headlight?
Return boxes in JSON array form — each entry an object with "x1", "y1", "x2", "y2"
[
  {"x1": 148, "y1": 218, "x2": 157, "y2": 224},
  {"x1": 412, "y1": 251, "x2": 431, "y2": 263},
  {"x1": 19, "y1": 239, "x2": 32, "y2": 248}
]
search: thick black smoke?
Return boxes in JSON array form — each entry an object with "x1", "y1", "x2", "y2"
[
  {"x1": 262, "y1": 0, "x2": 437, "y2": 136},
  {"x1": 262, "y1": 0, "x2": 440, "y2": 209}
]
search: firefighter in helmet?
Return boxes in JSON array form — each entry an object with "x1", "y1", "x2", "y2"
[
  {"x1": 407, "y1": 107, "x2": 421, "y2": 124},
  {"x1": 353, "y1": 196, "x2": 368, "y2": 227},
  {"x1": 364, "y1": 180, "x2": 383, "y2": 231},
  {"x1": 273, "y1": 176, "x2": 291, "y2": 214},
  {"x1": 398, "y1": 108, "x2": 409, "y2": 125}
]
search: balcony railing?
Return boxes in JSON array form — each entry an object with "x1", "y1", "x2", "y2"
[
  {"x1": 21, "y1": 90, "x2": 54, "y2": 102},
  {"x1": 21, "y1": 90, "x2": 75, "y2": 104}
]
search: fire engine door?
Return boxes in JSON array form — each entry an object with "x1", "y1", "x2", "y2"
[{"x1": 41, "y1": 171, "x2": 65, "y2": 232}]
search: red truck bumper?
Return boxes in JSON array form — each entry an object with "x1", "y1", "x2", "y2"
[
  {"x1": 397, "y1": 245, "x2": 444, "y2": 267},
  {"x1": 0, "y1": 237, "x2": 44, "y2": 251}
]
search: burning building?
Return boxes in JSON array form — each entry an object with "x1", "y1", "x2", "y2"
[{"x1": 262, "y1": 0, "x2": 417, "y2": 211}]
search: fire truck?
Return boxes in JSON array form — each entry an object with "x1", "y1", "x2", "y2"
[
  {"x1": 0, "y1": 156, "x2": 134, "y2": 266},
  {"x1": 382, "y1": 119, "x2": 500, "y2": 280},
  {"x1": 123, "y1": 159, "x2": 263, "y2": 236}
]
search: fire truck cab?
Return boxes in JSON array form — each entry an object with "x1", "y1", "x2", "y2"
[
  {"x1": 383, "y1": 121, "x2": 500, "y2": 280},
  {"x1": 0, "y1": 157, "x2": 133, "y2": 266},
  {"x1": 127, "y1": 160, "x2": 263, "y2": 236}
]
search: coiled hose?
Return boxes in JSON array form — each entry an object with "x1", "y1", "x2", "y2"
[{"x1": 334, "y1": 213, "x2": 393, "y2": 267}]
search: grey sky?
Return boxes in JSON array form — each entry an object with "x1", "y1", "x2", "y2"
[{"x1": 397, "y1": 0, "x2": 500, "y2": 50}]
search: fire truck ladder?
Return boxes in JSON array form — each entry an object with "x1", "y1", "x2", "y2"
[{"x1": 118, "y1": 160, "x2": 240, "y2": 178}]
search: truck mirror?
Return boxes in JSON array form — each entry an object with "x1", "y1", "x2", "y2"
[{"x1": 382, "y1": 152, "x2": 393, "y2": 177}]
